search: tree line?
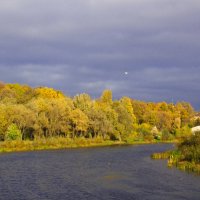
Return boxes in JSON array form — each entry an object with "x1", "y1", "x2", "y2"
[{"x1": 0, "y1": 82, "x2": 197, "y2": 142}]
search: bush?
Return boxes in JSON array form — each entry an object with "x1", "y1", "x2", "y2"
[
  {"x1": 175, "y1": 126, "x2": 192, "y2": 139},
  {"x1": 5, "y1": 124, "x2": 22, "y2": 141},
  {"x1": 178, "y1": 134, "x2": 200, "y2": 164},
  {"x1": 138, "y1": 123, "x2": 154, "y2": 141},
  {"x1": 161, "y1": 129, "x2": 174, "y2": 141}
]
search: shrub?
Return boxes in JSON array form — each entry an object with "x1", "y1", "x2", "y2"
[
  {"x1": 161, "y1": 129, "x2": 174, "y2": 141},
  {"x1": 5, "y1": 124, "x2": 22, "y2": 141},
  {"x1": 138, "y1": 123, "x2": 154, "y2": 141},
  {"x1": 178, "y1": 134, "x2": 200, "y2": 164},
  {"x1": 175, "y1": 126, "x2": 192, "y2": 139}
]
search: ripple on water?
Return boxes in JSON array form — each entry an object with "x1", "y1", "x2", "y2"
[{"x1": 0, "y1": 144, "x2": 200, "y2": 200}]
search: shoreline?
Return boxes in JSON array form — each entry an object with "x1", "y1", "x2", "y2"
[
  {"x1": 152, "y1": 151, "x2": 200, "y2": 175},
  {"x1": 0, "y1": 138, "x2": 176, "y2": 154}
]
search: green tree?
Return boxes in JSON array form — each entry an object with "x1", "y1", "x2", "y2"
[{"x1": 5, "y1": 124, "x2": 22, "y2": 141}]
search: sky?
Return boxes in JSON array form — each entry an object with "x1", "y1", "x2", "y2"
[{"x1": 0, "y1": 0, "x2": 200, "y2": 109}]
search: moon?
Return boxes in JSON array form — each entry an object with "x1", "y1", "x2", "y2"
[{"x1": 124, "y1": 71, "x2": 128, "y2": 75}]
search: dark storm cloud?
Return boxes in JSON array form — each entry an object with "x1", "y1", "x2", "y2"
[{"x1": 0, "y1": 0, "x2": 200, "y2": 109}]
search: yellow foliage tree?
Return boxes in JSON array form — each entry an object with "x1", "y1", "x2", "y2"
[
  {"x1": 70, "y1": 109, "x2": 89, "y2": 138},
  {"x1": 35, "y1": 87, "x2": 65, "y2": 99}
]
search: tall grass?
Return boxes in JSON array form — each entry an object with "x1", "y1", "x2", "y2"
[
  {"x1": 152, "y1": 133, "x2": 200, "y2": 174},
  {"x1": 0, "y1": 137, "x2": 126, "y2": 153}
]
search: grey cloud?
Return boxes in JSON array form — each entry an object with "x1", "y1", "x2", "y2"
[{"x1": 0, "y1": 0, "x2": 200, "y2": 109}]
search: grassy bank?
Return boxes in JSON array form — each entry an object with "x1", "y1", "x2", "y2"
[
  {"x1": 152, "y1": 134, "x2": 200, "y2": 175},
  {"x1": 152, "y1": 152, "x2": 200, "y2": 174},
  {"x1": 0, "y1": 137, "x2": 177, "y2": 153},
  {"x1": 0, "y1": 138, "x2": 126, "y2": 153},
  {"x1": 151, "y1": 151, "x2": 171, "y2": 159},
  {"x1": 171, "y1": 161, "x2": 200, "y2": 173}
]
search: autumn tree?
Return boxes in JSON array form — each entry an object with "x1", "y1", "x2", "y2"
[
  {"x1": 0, "y1": 104, "x2": 9, "y2": 140},
  {"x1": 0, "y1": 81, "x2": 5, "y2": 90},
  {"x1": 120, "y1": 97, "x2": 136, "y2": 123},
  {"x1": 131, "y1": 100, "x2": 148, "y2": 124},
  {"x1": 100, "y1": 89, "x2": 113, "y2": 106},
  {"x1": 0, "y1": 86, "x2": 17, "y2": 103},
  {"x1": 69, "y1": 108, "x2": 89, "y2": 138},
  {"x1": 0, "y1": 82, "x2": 196, "y2": 143},
  {"x1": 156, "y1": 111, "x2": 173, "y2": 131},
  {"x1": 6, "y1": 104, "x2": 36, "y2": 139},
  {"x1": 73, "y1": 93, "x2": 93, "y2": 112},
  {"x1": 176, "y1": 102, "x2": 194, "y2": 127},
  {"x1": 113, "y1": 102, "x2": 134, "y2": 141},
  {"x1": 27, "y1": 97, "x2": 73, "y2": 138},
  {"x1": 35, "y1": 87, "x2": 65, "y2": 99}
]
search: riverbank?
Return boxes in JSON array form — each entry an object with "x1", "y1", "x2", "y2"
[
  {"x1": 0, "y1": 137, "x2": 176, "y2": 153},
  {"x1": 152, "y1": 151, "x2": 200, "y2": 174},
  {"x1": 152, "y1": 134, "x2": 200, "y2": 174}
]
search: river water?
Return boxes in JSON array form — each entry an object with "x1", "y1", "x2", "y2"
[{"x1": 0, "y1": 144, "x2": 200, "y2": 200}]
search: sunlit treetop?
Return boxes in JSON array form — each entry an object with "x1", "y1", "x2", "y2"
[{"x1": 35, "y1": 87, "x2": 65, "y2": 99}]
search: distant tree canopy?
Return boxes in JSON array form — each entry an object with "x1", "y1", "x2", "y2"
[{"x1": 0, "y1": 82, "x2": 196, "y2": 141}]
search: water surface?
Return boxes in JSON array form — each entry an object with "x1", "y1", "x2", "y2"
[{"x1": 0, "y1": 144, "x2": 200, "y2": 200}]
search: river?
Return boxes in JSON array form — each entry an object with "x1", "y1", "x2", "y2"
[{"x1": 0, "y1": 144, "x2": 200, "y2": 200}]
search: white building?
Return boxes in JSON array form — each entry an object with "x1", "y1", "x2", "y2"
[{"x1": 191, "y1": 126, "x2": 200, "y2": 134}]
